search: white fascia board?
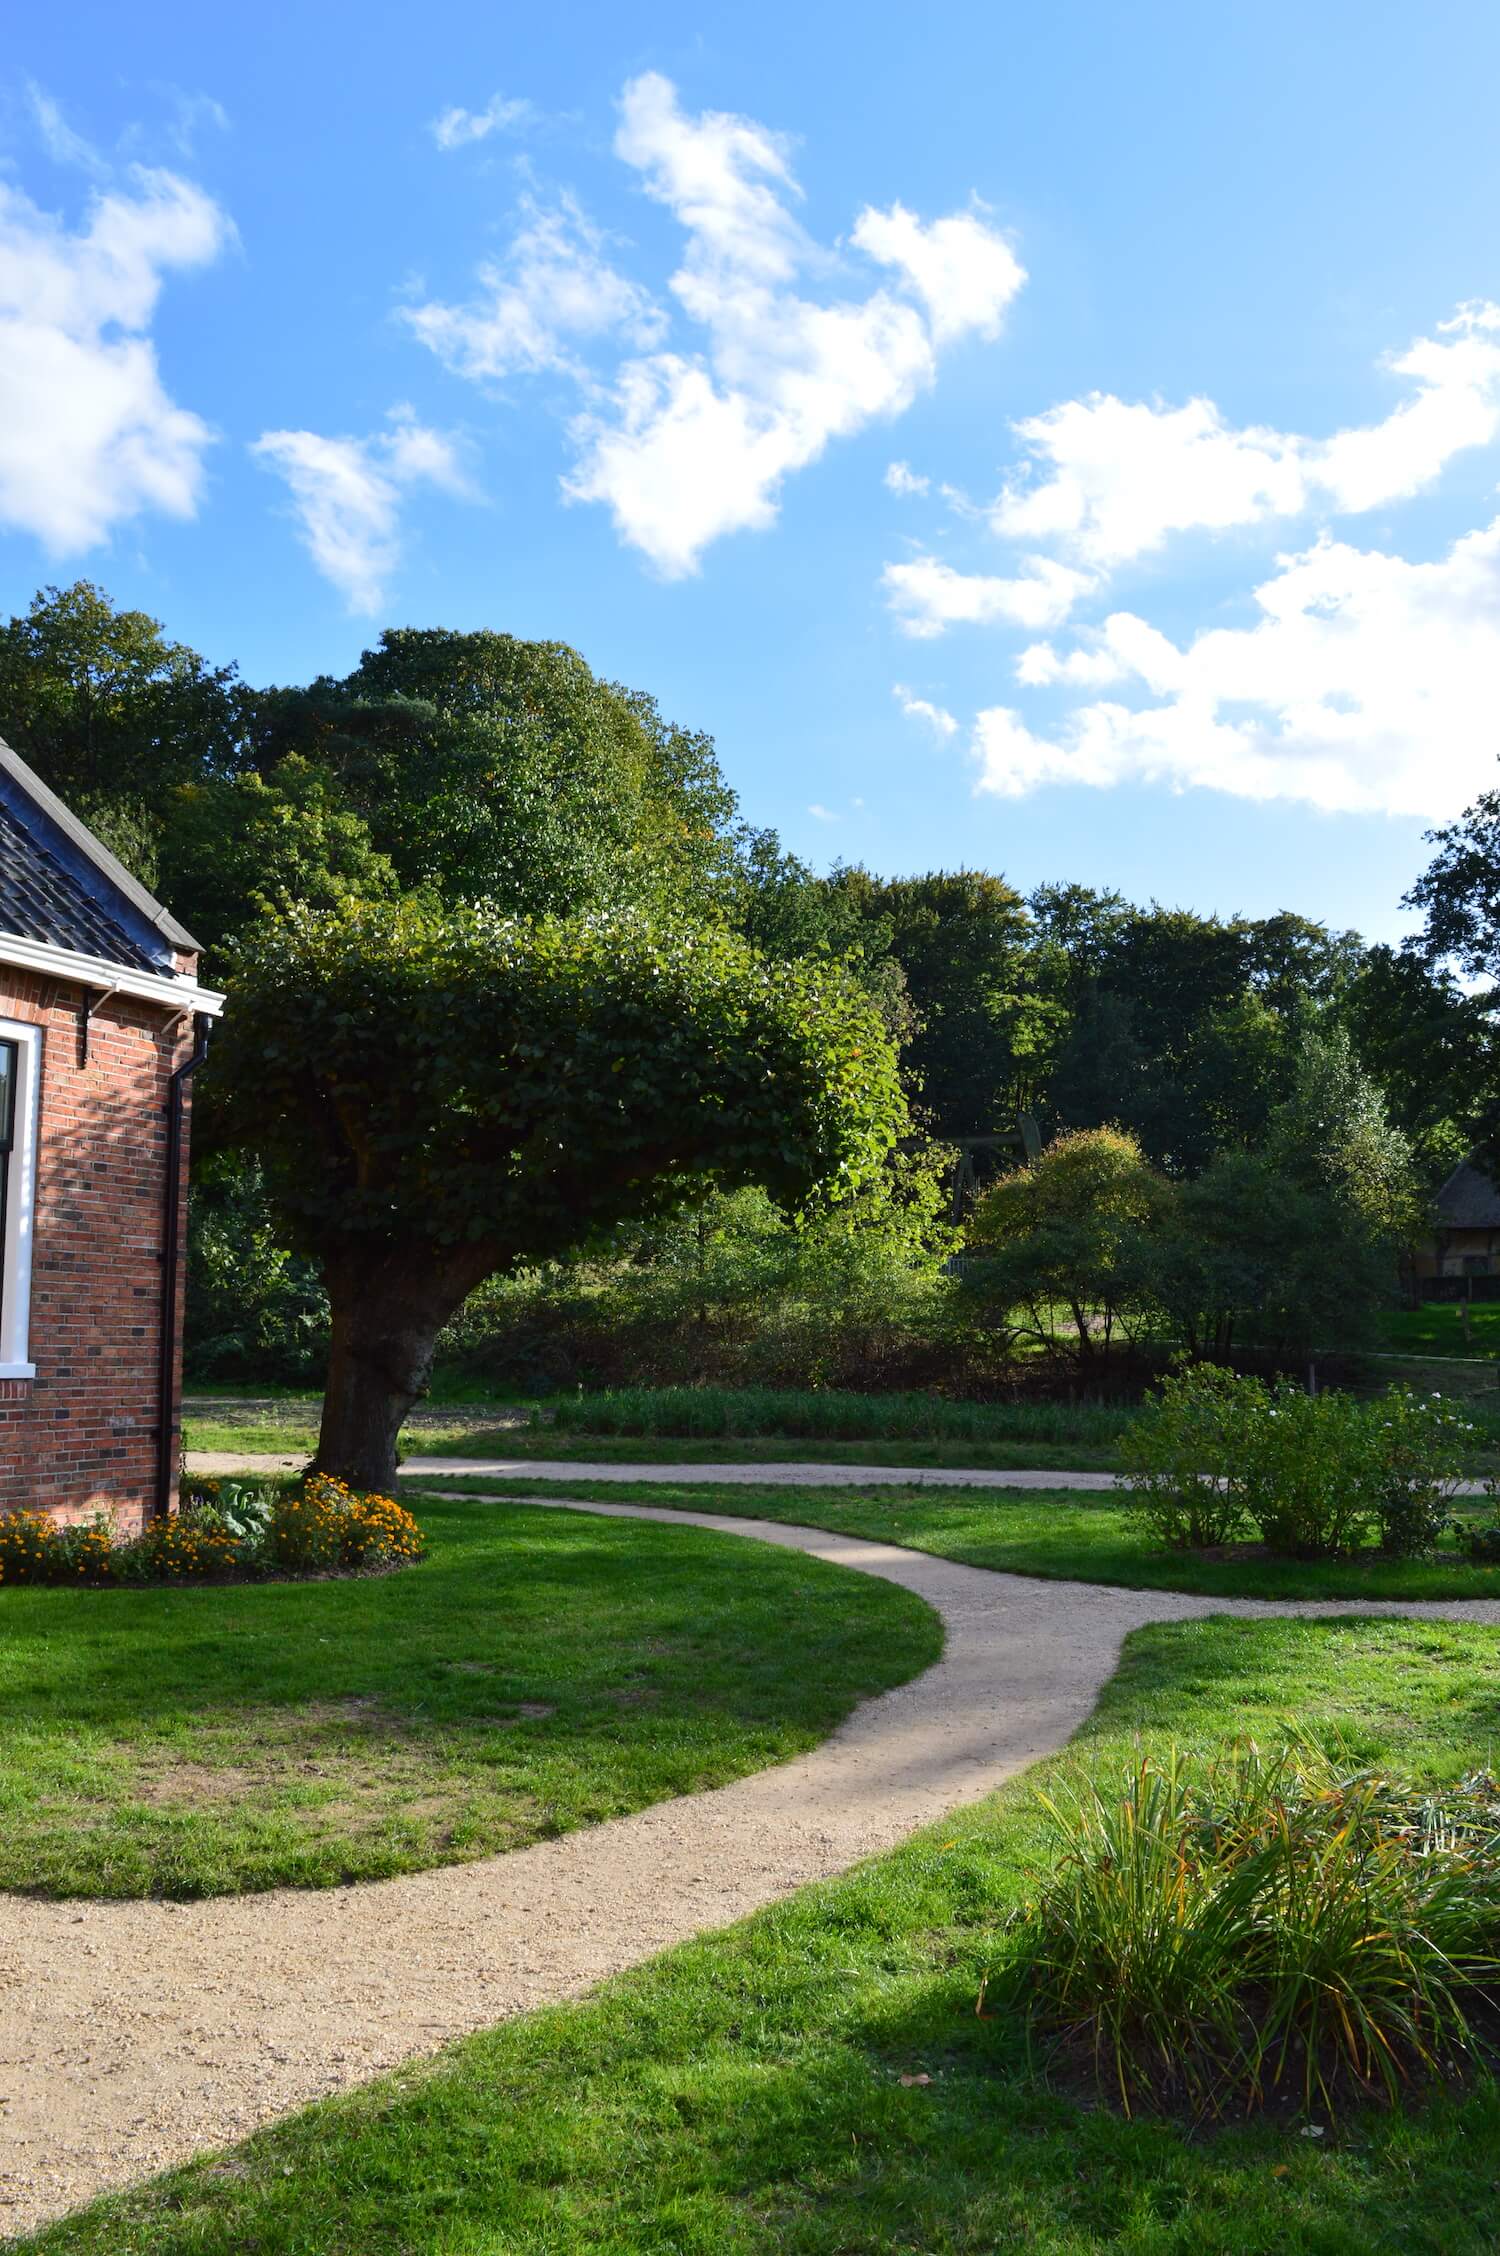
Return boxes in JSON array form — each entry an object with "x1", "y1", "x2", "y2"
[{"x1": 0, "y1": 934, "x2": 226, "y2": 1019}]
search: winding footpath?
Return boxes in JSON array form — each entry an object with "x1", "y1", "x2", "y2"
[
  {"x1": 186, "y1": 1451, "x2": 1498, "y2": 1494},
  {"x1": 7, "y1": 1489, "x2": 1500, "y2": 2238}
]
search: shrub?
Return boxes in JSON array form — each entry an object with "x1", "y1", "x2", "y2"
[
  {"x1": 1370, "y1": 1387, "x2": 1472, "y2": 1557},
  {"x1": 1236, "y1": 1385, "x2": 1378, "y2": 1558},
  {"x1": 1121, "y1": 1372, "x2": 1471, "y2": 1560},
  {"x1": 1117, "y1": 1365, "x2": 1262, "y2": 1548},
  {"x1": 990, "y1": 1740, "x2": 1500, "y2": 2118}
]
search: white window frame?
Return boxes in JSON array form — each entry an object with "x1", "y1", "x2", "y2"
[{"x1": 0, "y1": 1019, "x2": 42, "y2": 1380}]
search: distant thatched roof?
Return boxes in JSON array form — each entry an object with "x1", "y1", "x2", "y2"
[{"x1": 1435, "y1": 1157, "x2": 1500, "y2": 1230}]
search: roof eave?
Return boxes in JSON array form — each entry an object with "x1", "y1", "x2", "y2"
[
  {"x1": 0, "y1": 736, "x2": 203, "y2": 956},
  {"x1": 0, "y1": 932, "x2": 225, "y2": 1018}
]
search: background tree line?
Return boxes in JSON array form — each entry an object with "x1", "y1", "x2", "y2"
[{"x1": 4, "y1": 580, "x2": 1497, "y2": 1399}]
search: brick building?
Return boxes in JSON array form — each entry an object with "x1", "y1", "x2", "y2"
[{"x1": 0, "y1": 740, "x2": 224, "y2": 1531}]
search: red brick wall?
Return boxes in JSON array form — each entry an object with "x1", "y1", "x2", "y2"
[{"x1": 0, "y1": 966, "x2": 197, "y2": 1534}]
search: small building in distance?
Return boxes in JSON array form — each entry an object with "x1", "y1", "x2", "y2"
[{"x1": 1413, "y1": 1154, "x2": 1500, "y2": 1301}]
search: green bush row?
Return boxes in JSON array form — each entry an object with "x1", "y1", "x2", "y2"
[{"x1": 1119, "y1": 1366, "x2": 1475, "y2": 1558}]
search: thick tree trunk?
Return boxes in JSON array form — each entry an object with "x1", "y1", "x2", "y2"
[{"x1": 315, "y1": 1245, "x2": 496, "y2": 1493}]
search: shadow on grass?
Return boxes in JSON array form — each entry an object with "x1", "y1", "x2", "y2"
[{"x1": 0, "y1": 1496, "x2": 940, "y2": 1899}]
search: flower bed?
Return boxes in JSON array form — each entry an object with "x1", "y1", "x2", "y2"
[{"x1": 0, "y1": 1474, "x2": 425, "y2": 1587}]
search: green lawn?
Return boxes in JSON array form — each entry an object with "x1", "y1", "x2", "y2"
[
  {"x1": 429, "y1": 1476, "x2": 1500, "y2": 1602},
  {"x1": 420, "y1": 1427, "x2": 1129, "y2": 1472},
  {"x1": 0, "y1": 1491, "x2": 937, "y2": 1899},
  {"x1": 1376, "y1": 1302, "x2": 1500, "y2": 1361},
  {"x1": 27, "y1": 1615, "x2": 1500, "y2": 2255},
  {"x1": 182, "y1": 1410, "x2": 1126, "y2": 1473}
]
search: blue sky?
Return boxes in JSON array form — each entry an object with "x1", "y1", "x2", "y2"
[{"x1": 5, "y1": 3, "x2": 1500, "y2": 943}]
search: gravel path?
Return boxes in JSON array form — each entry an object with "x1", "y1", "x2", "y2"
[
  {"x1": 7, "y1": 1493, "x2": 1500, "y2": 2239},
  {"x1": 187, "y1": 1450, "x2": 1500, "y2": 1496},
  {"x1": 188, "y1": 1451, "x2": 1127, "y2": 1487}
]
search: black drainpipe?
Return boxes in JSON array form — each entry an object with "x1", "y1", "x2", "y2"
[{"x1": 154, "y1": 1012, "x2": 212, "y2": 1520}]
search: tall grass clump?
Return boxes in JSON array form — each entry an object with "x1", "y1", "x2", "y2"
[
  {"x1": 543, "y1": 1384, "x2": 1133, "y2": 1447},
  {"x1": 990, "y1": 1740, "x2": 1500, "y2": 2119}
]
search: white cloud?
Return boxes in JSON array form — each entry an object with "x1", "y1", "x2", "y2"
[
  {"x1": 992, "y1": 304, "x2": 1500, "y2": 569},
  {"x1": 885, "y1": 458, "x2": 929, "y2": 496},
  {"x1": 27, "y1": 83, "x2": 105, "y2": 173},
  {"x1": 612, "y1": 69, "x2": 806, "y2": 295},
  {"x1": 972, "y1": 518, "x2": 1500, "y2": 818},
  {"x1": 894, "y1": 682, "x2": 958, "y2": 738},
  {"x1": 0, "y1": 167, "x2": 229, "y2": 552},
  {"x1": 407, "y1": 73, "x2": 1023, "y2": 575},
  {"x1": 409, "y1": 74, "x2": 1021, "y2": 574},
  {"x1": 253, "y1": 408, "x2": 470, "y2": 613},
  {"x1": 404, "y1": 195, "x2": 661, "y2": 384},
  {"x1": 430, "y1": 92, "x2": 534, "y2": 150},
  {"x1": 807, "y1": 802, "x2": 839, "y2": 821},
  {"x1": 882, "y1": 552, "x2": 1093, "y2": 637},
  {"x1": 163, "y1": 91, "x2": 230, "y2": 157},
  {"x1": 564, "y1": 77, "x2": 1025, "y2": 574},
  {"x1": 850, "y1": 201, "x2": 1023, "y2": 343}
]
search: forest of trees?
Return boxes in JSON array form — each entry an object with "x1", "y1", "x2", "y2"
[{"x1": 5, "y1": 580, "x2": 1497, "y2": 1398}]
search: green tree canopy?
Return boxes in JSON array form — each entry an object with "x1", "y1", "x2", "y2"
[
  {"x1": 208, "y1": 900, "x2": 907, "y2": 1486},
  {"x1": 1336, "y1": 942, "x2": 1496, "y2": 1183},
  {"x1": 1151, "y1": 1150, "x2": 1396, "y2": 1360},
  {"x1": 242, "y1": 627, "x2": 743, "y2": 924},
  {"x1": 1264, "y1": 1023, "x2": 1425, "y2": 1247},
  {"x1": 0, "y1": 581, "x2": 243, "y2": 818},
  {"x1": 157, "y1": 759, "x2": 400, "y2": 963},
  {"x1": 829, "y1": 868, "x2": 1056, "y2": 1137},
  {"x1": 966, "y1": 1126, "x2": 1170, "y2": 1363}
]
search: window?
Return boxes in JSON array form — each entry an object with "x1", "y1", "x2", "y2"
[{"x1": 0, "y1": 1021, "x2": 41, "y2": 1380}]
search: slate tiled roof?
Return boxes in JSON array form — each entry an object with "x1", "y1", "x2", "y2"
[
  {"x1": 0, "y1": 798, "x2": 162, "y2": 973},
  {"x1": 1435, "y1": 1157, "x2": 1500, "y2": 1231}
]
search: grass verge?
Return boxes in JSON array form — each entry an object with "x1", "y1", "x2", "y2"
[
  {"x1": 1377, "y1": 1303, "x2": 1500, "y2": 1361},
  {"x1": 183, "y1": 1415, "x2": 1127, "y2": 1473},
  {"x1": 428, "y1": 1477, "x2": 1500, "y2": 1601},
  {"x1": 419, "y1": 1428, "x2": 1129, "y2": 1472},
  {"x1": 24, "y1": 1616, "x2": 1500, "y2": 2255},
  {"x1": 0, "y1": 1491, "x2": 936, "y2": 1899}
]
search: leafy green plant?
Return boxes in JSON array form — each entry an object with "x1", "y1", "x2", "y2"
[
  {"x1": 1121, "y1": 1373, "x2": 1471, "y2": 1560},
  {"x1": 1117, "y1": 1363, "x2": 1261, "y2": 1547},
  {"x1": 1371, "y1": 1386, "x2": 1472, "y2": 1557},
  {"x1": 991, "y1": 1739, "x2": 1500, "y2": 2118},
  {"x1": 1236, "y1": 1384, "x2": 1379, "y2": 1558}
]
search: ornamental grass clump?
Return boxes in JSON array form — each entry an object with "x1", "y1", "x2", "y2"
[{"x1": 989, "y1": 1741, "x2": 1500, "y2": 2120}]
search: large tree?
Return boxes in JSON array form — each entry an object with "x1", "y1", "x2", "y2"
[
  {"x1": 0, "y1": 582, "x2": 243, "y2": 820},
  {"x1": 964, "y1": 1126, "x2": 1170, "y2": 1365},
  {"x1": 240, "y1": 627, "x2": 743, "y2": 923},
  {"x1": 1336, "y1": 942, "x2": 1496, "y2": 1182},
  {"x1": 830, "y1": 868, "x2": 1053, "y2": 1137},
  {"x1": 208, "y1": 901, "x2": 906, "y2": 1488}
]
